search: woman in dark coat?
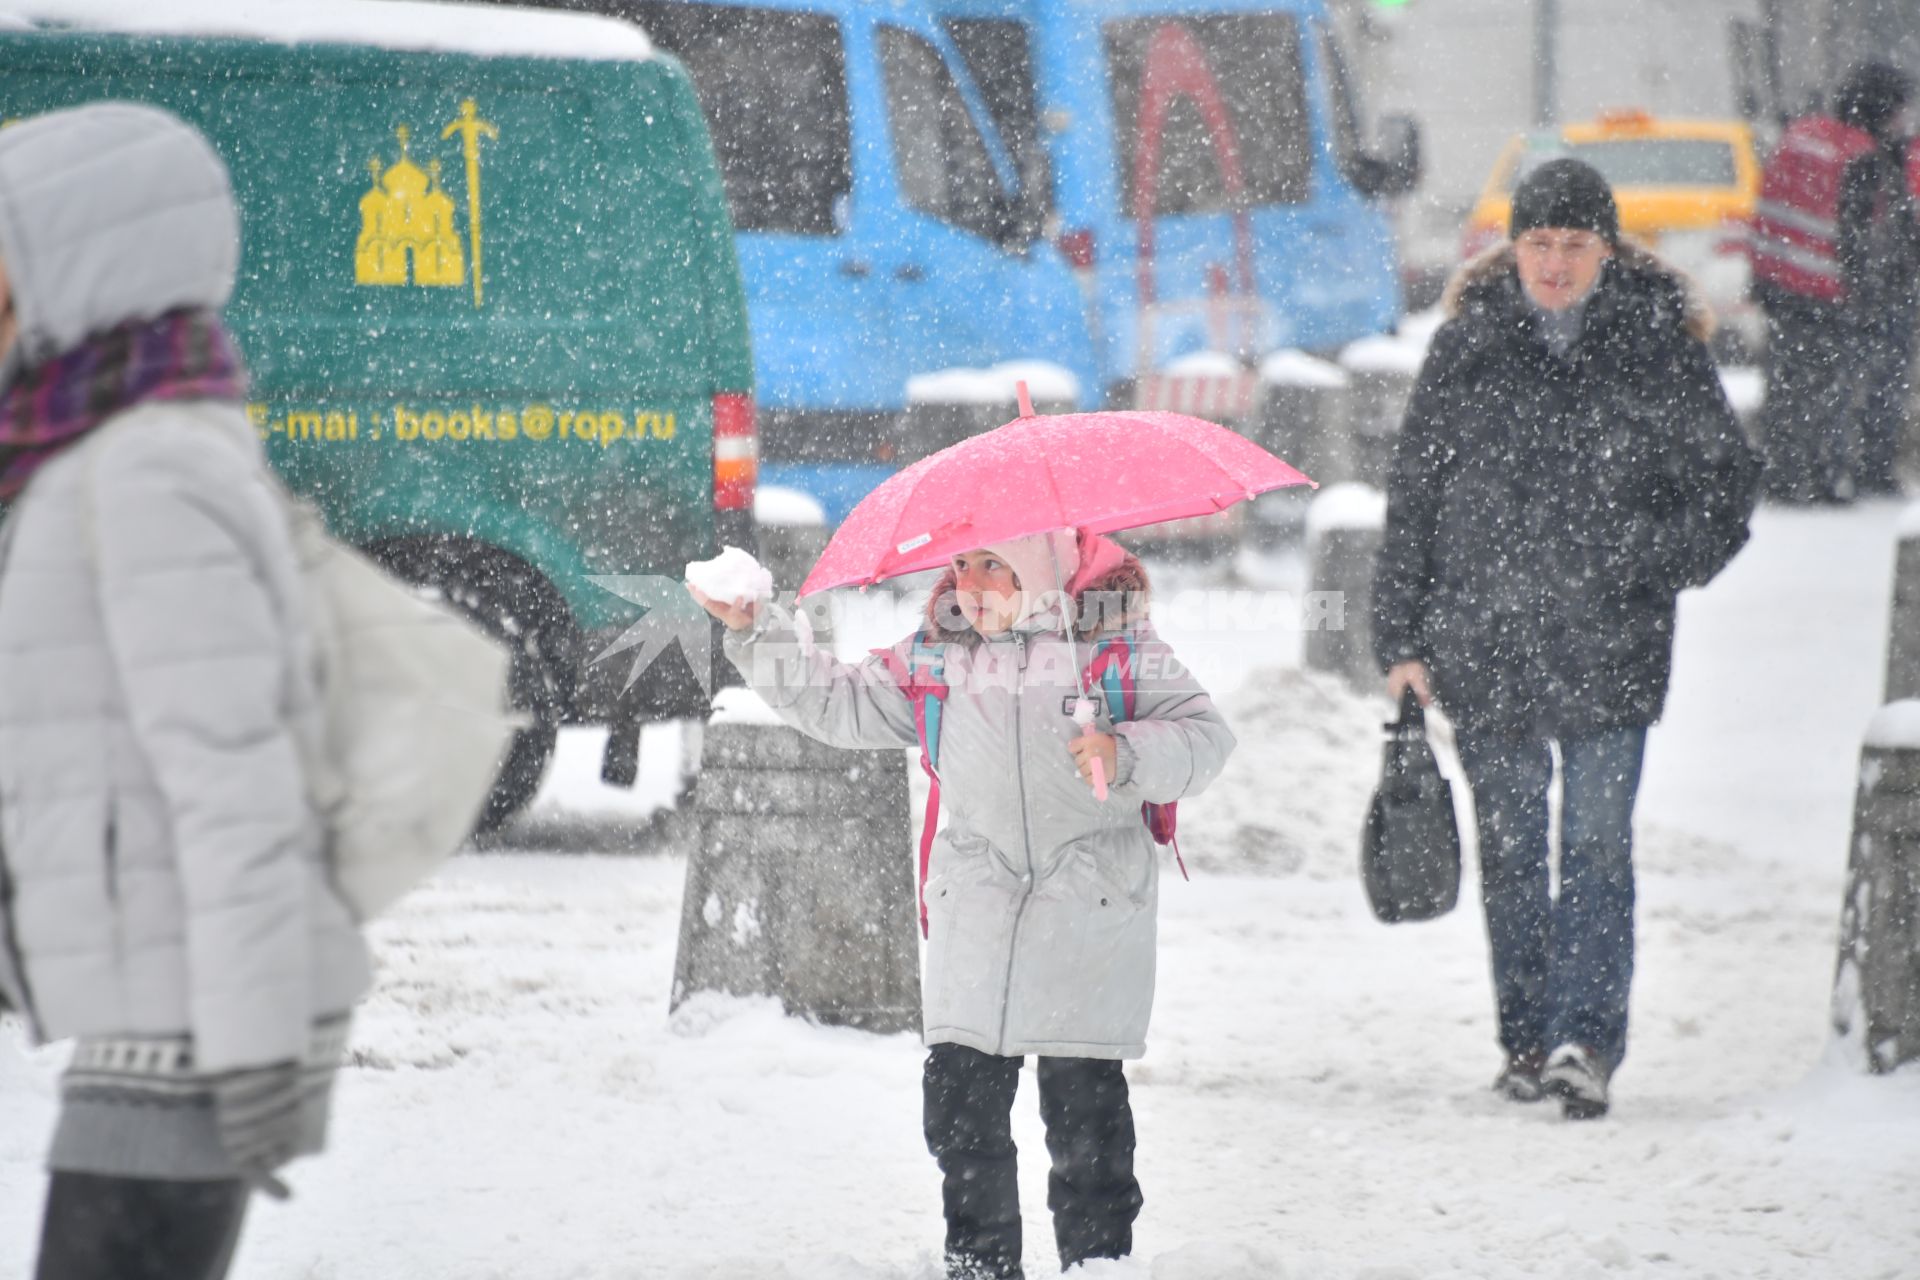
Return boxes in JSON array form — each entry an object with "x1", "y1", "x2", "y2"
[{"x1": 1371, "y1": 159, "x2": 1760, "y2": 1119}]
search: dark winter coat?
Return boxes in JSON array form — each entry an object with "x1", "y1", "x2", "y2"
[
  {"x1": 1838, "y1": 139, "x2": 1920, "y2": 315},
  {"x1": 1371, "y1": 242, "x2": 1761, "y2": 737}
]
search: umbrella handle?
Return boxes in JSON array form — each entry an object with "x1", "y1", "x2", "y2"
[
  {"x1": 1016, "y1": 379, "x2": 1034, "y2": 418},
  {"x1": 1072, "y1": 694, "x2": 1108, "y2": 799}
]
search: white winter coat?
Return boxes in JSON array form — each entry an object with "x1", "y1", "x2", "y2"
[
  {"x1": 727, "y1": 590, "x2": 1234, "y2": 1060},
  {"x1": 0, "y1": 103, "x2": 370, "y2": 1073}
]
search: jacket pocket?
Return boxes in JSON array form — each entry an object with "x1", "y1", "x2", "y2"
[
  {"x1": 1018, "y1": 838, "x2": 1156, "y2": 1046},
  {"x1": 921, "y1": 831, "x2": 1022, "y2": 1034}
]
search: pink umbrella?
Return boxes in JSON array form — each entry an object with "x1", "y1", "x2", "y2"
[{"x1": 796, "y1": 394, "x2": 1314, "y2": 598}]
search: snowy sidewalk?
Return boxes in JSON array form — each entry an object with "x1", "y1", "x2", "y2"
[{"x1": 4, "y1": 505, "x2": 1918, "y2": 1279}]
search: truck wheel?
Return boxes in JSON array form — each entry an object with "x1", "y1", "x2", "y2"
[{"x1": 372, "y1": 542, "x2": 568, "y2": 834}]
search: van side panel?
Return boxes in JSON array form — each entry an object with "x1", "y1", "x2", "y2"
[{"x1": 0, "y1": 34, "x2": 753, "y2": 632}]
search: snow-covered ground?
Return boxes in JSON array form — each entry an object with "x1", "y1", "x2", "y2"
[{"x1": 5, "y1": 503, "x2": 1919, "y2": 1279}]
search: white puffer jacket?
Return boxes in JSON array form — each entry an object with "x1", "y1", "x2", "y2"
[
  {"x1": 0, "y1": 103, "x2": 369, "y2": 1073},
  {"x1": 727, "y1": 580, "x2": 1234, "y2": 1060}
]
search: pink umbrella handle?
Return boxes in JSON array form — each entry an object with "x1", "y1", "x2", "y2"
[
  {"x1": 1089, "y1": 753, "x2": 1109, "y2": 801},
  {"x1": 1016, "y1": 380, "x2": 1034, "y2": 418}
]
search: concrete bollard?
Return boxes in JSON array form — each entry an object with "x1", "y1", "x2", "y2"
[
  {"x1": 1882, "y1": 503, "x2": 1920, "y2": 701},
  {"x1": 754, "y1": 485, "x2": 835, "y2": 650},
  {"x1": 1256, "y1": 348, "x2": 1354, "y2": 483},
  {"x1": 1303, "y1": 483, "x2": 1387, "y2": 694},
  {"x1": 1831, "y1": 703, "x2": 1920, "y2": 1073},
  {"x1": 673, "y1": 688, "x2": 921, "y2": 1033},
  {"x1": 1337, "y1": 335, "x2": 1421, "y2": 488},
  {"x1": 1249, "y1": 350, "x2": 1353, "y2": 549},
  {"x1": 895, "y1": 362, "x2": 1079, "y2": 466}
]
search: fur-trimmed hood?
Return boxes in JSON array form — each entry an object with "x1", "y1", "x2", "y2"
[
  {"x1": 921, "y1": 554, "x2": 1152, "y2": 649},
  {"x1": 1441, "y1": 239, "x2": 1716, "y2": 344}
]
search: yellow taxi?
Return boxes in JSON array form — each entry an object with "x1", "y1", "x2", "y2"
[{"x1": 1461, "y1": 110, "x2": 1764, "y2": 355}]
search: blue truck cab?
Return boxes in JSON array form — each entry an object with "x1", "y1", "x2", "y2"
[
  {"x1": 611, "y1": 0, "x2": 1416, "y2": 518},
  {"x1": 934, "y1": 0, "x2": 1417, "y2": 379},
  {"x1": 628, "y1": 0, "x2": 1094, "y2": 502}
]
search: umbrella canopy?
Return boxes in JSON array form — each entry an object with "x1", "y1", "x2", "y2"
[{"x1": 797, "y1": 408, "x2": 1314, "y2": 596}]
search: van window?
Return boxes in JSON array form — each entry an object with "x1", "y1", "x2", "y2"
[
  {"x1": 630, "y1": 2, "x2": 852, "y2": 235},
  {"x1": 941, "y1": 16, "x2": 1052, "y2": 217},
  {"x1": 1512, "y1": 138, "x2": 1739, "y2": 190},
  {"x1": 877, "y1": 24, "x2": 1018, "y2": 242},
  {"x1": 1105, "y1": 13, "x2": 1312, "y2": 217},
  {"x1": 1317, "y1": 25, "x2": 1368, "y2": 186}
]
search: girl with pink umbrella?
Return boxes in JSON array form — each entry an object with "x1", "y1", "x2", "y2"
[{"x1": 692, "y1": 522, "x2": 1233, "y2": 1280}]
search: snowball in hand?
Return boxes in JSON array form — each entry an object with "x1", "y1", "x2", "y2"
[{"x1": 686, "y1": 546, "x2": 774, "y2": 607}]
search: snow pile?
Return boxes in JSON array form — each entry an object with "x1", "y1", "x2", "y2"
[
  {"x1": 686, "y1": 546, "x2": 773, "y2": 607},
  {"x1": 1718, "y1": 366, "x2": 1765, "y2": 420},
  {"x1": 8, "y1": 0, "x2": 655, "y2": 61},
  {"x1": 906, "y1": 361, "x2": 1079, "y2": 407},
  {"x1": 710, "y1": 686, "x2": 785, "y2": 728},
  {"x1": 1864, "y1": 699, "x2": 1920, "y2": 750},
  {"x1": 1305, "y1": 482, "x2": 1388, "y2": 540},
  {"x1": 755, "y1": 485, "x2": 827, "y2": 529},
  {"x1": 993, "y1": 360, "x2": 1081, "y2": 405},
  {"x1": 1339, "y1": 311, "x2": 1441, "y2": 379},
  {"x1": 1158, "y1": 349, "x2": 1243, "y2": 377},
  {"x1": 1258, "y1": 348, "x2": 1350, "y2": 390}
]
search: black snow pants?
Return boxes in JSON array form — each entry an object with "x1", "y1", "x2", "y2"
[
  {"x1": 1849, "y1": 300, "x2": 1919, "y2": 495},
  {"x1": 1760, "y1": 292, "x2": 1854, "y2": 501},
  {"x1": 35, "y1": 1172, "x2": 248, "y2": 1280},
  {"x1": 923, "y1": 1043, "x2": 1143, "y2": 1279}
]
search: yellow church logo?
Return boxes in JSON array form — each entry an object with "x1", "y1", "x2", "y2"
[{"x1": 354, "y1": 100, "x2": 497, "y2": 308}]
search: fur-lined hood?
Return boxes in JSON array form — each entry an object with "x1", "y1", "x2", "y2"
[
  {"x1": 921, "y1": 555, "x2": 1151, "y2": 649},
  {"x1": 1441, "y1": 239, "x2": 1716, "y2": 344}
]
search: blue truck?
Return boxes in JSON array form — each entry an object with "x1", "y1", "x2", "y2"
[{"x1": 619, "y1": 0, "x2": 1419, "y2": 517}]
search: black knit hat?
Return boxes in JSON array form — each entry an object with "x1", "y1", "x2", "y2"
[
  {"x1": 1835, "y1": 61, "x2": 1912, "y2": 135},
  {"x1": 1509, "y1": 158, "x2": 1619, "y2": 245}
]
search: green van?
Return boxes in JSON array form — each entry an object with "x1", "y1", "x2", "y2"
[{"x1": 0, "y1": 0, "x2": 758, "y2": 829}]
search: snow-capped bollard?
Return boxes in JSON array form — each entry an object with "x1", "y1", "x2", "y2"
[
  {"x1": 1337, "y1": 333, "x2": 1423, "y2": 486},
  {"x1": 1831, "y1": 702, "x2": 1920, "y2": 1072},
  {"x1": 754, "y1": 486, "x2": 835, "y2": 649},
  {"x1": 1247, "y1": 350, "x2": 1351, "y2": 548},
  {"x1": 672, "y1": 688, "x2": 921, "y2": 1033},
  {"x1": 754, "y1": 485, "x2": 829, "y2": 590},
  {"x1": 1882, "y1": 503, "x2": 1920, "y2": 701},
  {"x1": 896, "y1": 362, "x2": 1078, "y2": 465},
  {"x1": 1303, "y1": 484, "x2": 1387, "y2": 694},
  {"x1": 1256, "y1": 349, "x2": 1353, "y2": 481}
]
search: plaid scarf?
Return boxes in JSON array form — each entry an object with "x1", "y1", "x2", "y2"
[{"x1": 0, "y1": 309, "x2": 247, "y2": 499}]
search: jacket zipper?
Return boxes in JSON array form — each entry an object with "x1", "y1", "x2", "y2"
[
  {"x1": 995, "y1": 629, "x2": 1039, "y2": 1053},
  {"x1": 103, "y1": 809, "x2": 119, "y2": 904}
]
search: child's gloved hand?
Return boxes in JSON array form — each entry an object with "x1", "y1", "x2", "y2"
[{"x1": 1068, "y1": 732, "x2": 1118, "y2": 791}]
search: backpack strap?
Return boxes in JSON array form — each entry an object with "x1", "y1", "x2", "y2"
[
  {"x1": 1084, "y1": 635, "x2": 1188, "y2": 882},
  {"x1": 875, "y1": 635, "x2": 947, "y2": 938}
]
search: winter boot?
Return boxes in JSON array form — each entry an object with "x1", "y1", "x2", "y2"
[
  {"x1": 1541, "y1": 1043, "x2": 1610, "y2": 1120},
  {"x1": 1492, "y1": 1049, "x2": 1547, "y2": 1103},
  {"x1": 946, "y1": 1250, "x2": 1023, "y2": 1280}
]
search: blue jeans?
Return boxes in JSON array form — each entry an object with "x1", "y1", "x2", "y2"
[{"x1": 1454, "y1": 726, "x2": 1647, "y2": 1071}]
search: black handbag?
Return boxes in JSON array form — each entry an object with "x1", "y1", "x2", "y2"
[{"x1": 1361, "y1": 690, "x2": 1463, "y2": 923}]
